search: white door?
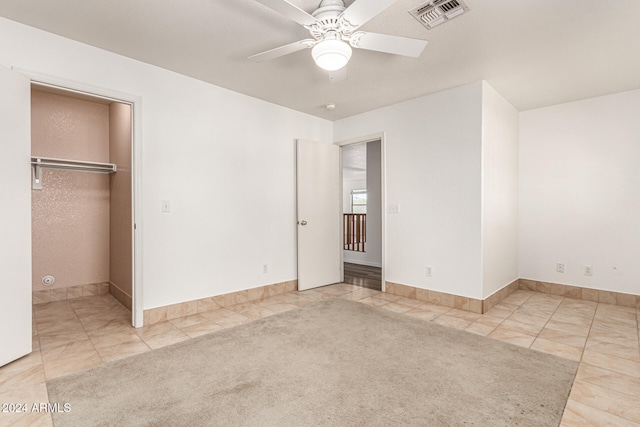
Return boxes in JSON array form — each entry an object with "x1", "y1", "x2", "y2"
[
  {"x1": 0, "y1": 66, "x2": 32, "y2": 367},
  {"x1": 296, "y1": 139, "x2": 342, "y2": 291}
]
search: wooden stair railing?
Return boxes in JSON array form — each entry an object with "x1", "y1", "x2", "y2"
[{"x1": 344, "y1": 213, "x2": 366, "y2": 252}]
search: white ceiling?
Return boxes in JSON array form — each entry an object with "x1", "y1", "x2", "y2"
[{"x1": 1, "y1": 0, "x2": 639, "y2": 120}]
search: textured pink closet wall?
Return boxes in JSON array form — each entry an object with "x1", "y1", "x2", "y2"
[
  {"x1": 109, "y1": 102, "x2": 132, "y2": 298},
  {"x1": 31, "y1": 90, "x2": 110, "y2": 291}
]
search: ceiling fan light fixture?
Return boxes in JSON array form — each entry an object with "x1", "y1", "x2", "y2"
[{"x1": 312, "y1": 39, "x2": 352, "y2": 71}]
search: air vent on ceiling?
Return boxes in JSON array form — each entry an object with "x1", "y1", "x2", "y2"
[{"x1": 409, "y1": 0, "x2": 469, "y2": 30}]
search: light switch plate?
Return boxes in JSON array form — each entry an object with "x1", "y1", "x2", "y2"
[{"x1": 388, "y1": 204, "x2": 400, "y2": 214}]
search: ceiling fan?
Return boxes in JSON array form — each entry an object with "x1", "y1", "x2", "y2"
[{"x1": 249, "y1": 0, "x2": 428, "y2": 77}]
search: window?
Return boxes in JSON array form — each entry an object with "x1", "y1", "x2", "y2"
[{"x1": 351, "y1": 189, "x2": 367, "y2": 214}]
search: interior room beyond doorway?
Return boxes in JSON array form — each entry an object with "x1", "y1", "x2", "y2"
[{"x1": 342, "y1": 140, "x2": 382, "y2": 291}]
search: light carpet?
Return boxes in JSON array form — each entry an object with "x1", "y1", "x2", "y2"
[{"x1": 47, "y1": 299, "x2": 577, "y2": 426}]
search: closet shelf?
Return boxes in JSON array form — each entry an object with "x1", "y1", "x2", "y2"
[{"x1": 31, "y1": 156, "x2": 117, "y2": 190}]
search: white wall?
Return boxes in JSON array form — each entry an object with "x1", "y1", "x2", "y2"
[
  {"x1": 343, "y1": 140, "x2": 382, "y2": 267},
  {"x1": 0, "y1": 17, "x2": 333, "y2": 310},
  {"x1": 335, "y1": 83, "x2": 484, "y2": 299},
  {"x1": 519, "y1": 89, "x2": 640, "y2": 295},
  {"x1": 8, "y1": 14, "x2": 636, "y2": 309},
  {"x1": 481, "y1": 82, "x2": 519, "y2": 297}
]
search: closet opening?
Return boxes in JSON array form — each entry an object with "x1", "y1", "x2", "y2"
[{"x1": 30, "y1": 84, "x2": 135, "y2": 324}]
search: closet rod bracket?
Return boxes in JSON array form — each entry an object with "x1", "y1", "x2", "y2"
[{"x1": 32, "y1": 161, "x2": 43, "y2": 190}]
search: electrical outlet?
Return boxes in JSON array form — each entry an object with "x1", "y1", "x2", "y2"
[
  {"x1": 161, "y1": 200, "x2": 171, "y2": 213},
  {"x1": 426, "y1": 266, "x2": 433, "y2": 277},
  {"x1": 262, "y1": 264, "x2": 268, "y2": 274},
  {"x1": 584, "y1": 265, "x2": 593, "y2": 276},
  {"x1": 556, "y1": 263, "x2": 565, "y2": 273}
]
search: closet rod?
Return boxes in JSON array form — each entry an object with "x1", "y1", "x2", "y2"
[{"x1": 31, "y1": 156, "x2": 117, "y2": 190}]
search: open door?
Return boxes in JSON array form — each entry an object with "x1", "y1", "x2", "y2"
[
  {"x1": 296, "y1": 139, "x2": 341, "y2": 291},
  {"x1": 0, "y1": 66, "x2": 32, "y2": 366}
]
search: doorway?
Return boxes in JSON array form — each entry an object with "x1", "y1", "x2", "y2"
[
  {"x1": 340, "y1": 138, "x2": 384, "y2": 291},
  {"x1": 30, "y1": 82, "x2": 137, "y2": 326}
]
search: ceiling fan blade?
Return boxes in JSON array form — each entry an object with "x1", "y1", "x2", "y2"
[
  {"x1": 328, "y1": 67, "x2": 348, "y2": 83},
  {"x1": 350, "y1": 32, "x2": 428, "y2": 57},
  {"x1": 249, "y1": 39, "x2": 315, "y2": 62},
  {"x1": 254, "y1": 0, "x2": 317, "y2": 26},
  {"x1": 340, "y1": 0, "x2": 398, "y2": 30}
]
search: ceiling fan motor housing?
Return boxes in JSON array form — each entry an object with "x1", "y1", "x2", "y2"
[
  {"x1": 316, "y1": 0, "x2": 346, "y2": 13},
  {"x1": 310, "y1": 0, "x2": 350, "y2": 41}
]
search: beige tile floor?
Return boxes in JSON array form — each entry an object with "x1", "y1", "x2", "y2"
[{"x1": 1, "y1": 284, "x2": 639, "y2": 426}]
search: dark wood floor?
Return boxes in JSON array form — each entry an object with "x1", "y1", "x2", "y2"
[{"x1": 343, "y1": 262, "x2": 382, "y2": 291}]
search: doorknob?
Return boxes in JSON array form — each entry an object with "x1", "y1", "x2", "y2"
[{"x1": 299, "y1": 220, "x2": 308, "y2": 226}]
